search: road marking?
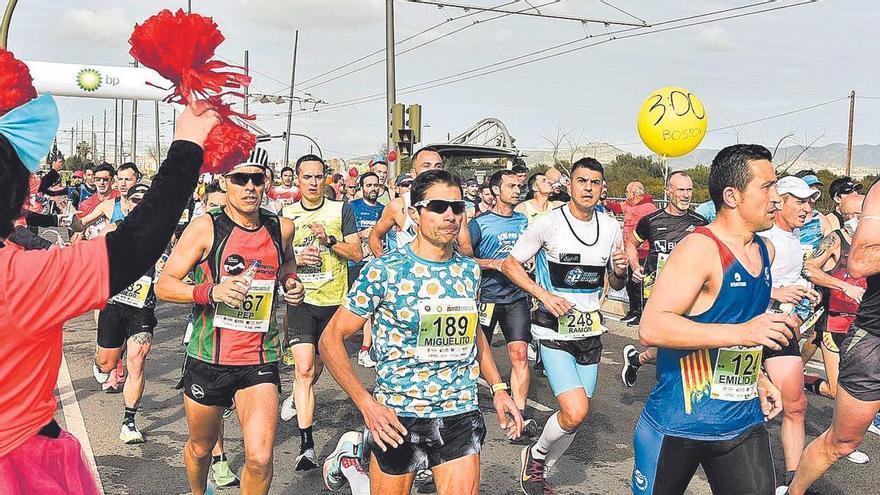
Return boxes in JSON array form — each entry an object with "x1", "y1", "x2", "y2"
[
  {"x1": 477, "y1": 378, "x2": 553, "y2": 412},
  {"x1": 57, "y1": 352, "x2": 104, "y2": 494}
]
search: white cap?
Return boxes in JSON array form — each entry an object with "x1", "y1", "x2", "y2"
[{"x1": 777, "y1": 176, "x2": 821, "y2": 200}]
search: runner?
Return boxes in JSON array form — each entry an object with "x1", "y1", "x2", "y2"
[
  {"x1": 759, "y1": 176, "x2": 822, "y2": 486},
  {"x1": 514, "y1": 173, "x2": 563, "y2": 226},
  {"x1": 368, "y1": 147, "x2": 443, "y2": 255},
  {"x1": 319, "y1": 169, "x2": 523, "y2": 495},
  {"x1": 345, "y1": 178, "x2": 361, "y2": 202},
  {"x1": 74, "y1": 162, "x2": 141, "y2": 235},
  {"x1": 75, "y1": 163, "x2": 120, "y2": 240},
  {"x1": 501, "y1": 158, "x2": 629, "y2": 495},
  {"x1": 348, "y1": 171, "x2": 386, "y2": 368},
  {"x1": 90, "y1": 182, "x2": 163, "y2": 444},
  {"x1": 632, "y1": 144, "x2": 789, "y2": 495},
  {"x1": 459, "y1": 170, "x2": 537, "y2": 439},
  {"x1": 620, "y1": 172, "x2": 706, "y2": 387},
  {"x1": 279, "y1": 154, "x2": 363, "y2": 470},
  {"x1": 476, "y1": 183, "x2": 495, "y2": 217},
  {"x1": 274, "y1": 166, "x2": 301, "y2": 209},
  {"x1": 0, "y1": 85, "x2": 219, "y2": 493},
  {"x1": 784, "y1": 179, "x2": 880, "y2": 495},
  {"x1": 156, "y1": 149, "x2": 305, "y2": 495},
  {"x1": 367, "y1": 157, "x2": 393, "y2": 206},
  {"x1": 825, "y1": 177, "x2": 863, "y2": 232},
  {"x1": 78, "y1": 164, "x2": 97, "y2": 204}
]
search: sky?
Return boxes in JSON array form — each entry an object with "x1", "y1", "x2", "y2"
[{"x1": 9, "y1": 0, "x2": 880, "y2": 163}]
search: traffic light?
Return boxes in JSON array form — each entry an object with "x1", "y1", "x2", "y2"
[
  {"x1": 390, "y1": 103, "x2": 405, "y2": 142},
  {"x1": 397, "y1": 129, "x2": 413, "y2": 158},
  {"x1": 406, "y1": 104, "x2": 421, "y2": 144}
]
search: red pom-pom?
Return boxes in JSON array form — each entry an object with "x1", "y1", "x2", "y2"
[
  {"x1": 0, "y1": 49, "x2": 38, "y2": 117},
  {"x1": 130, "y1": 9, "x2": 256, "y2": 173},
  {"x1": 202, "y1": 120, "x2": 257, "y2": 174}
]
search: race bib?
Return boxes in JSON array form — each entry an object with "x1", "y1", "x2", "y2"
[
  {"x1": 110, "y1": 275, "x2": 152, "y2": 308},
  {"x1": 214, "y1": 278, "x2": 275, "y2": 333},
  {"x1": 179, "y1": 209, "x2": 190, "y2": 224},
  {"x1": 642, "y1": 253, "x2": 669, "y2": 300},
  {"x1": 710, "y1": 346, "x2": 762, "y2": 401},
  {"x1": 416, "y1": 298, "x2": 478, "y2": 362},
  {"x1": 557, "y1": 308, "x2": 602, "y2": 338},
  {"x1": 478, "y1": 302, "x2": 495, "y2": 327},
  {"x1": 293, "y1": 245, "x2": 332, "y2": 283}
]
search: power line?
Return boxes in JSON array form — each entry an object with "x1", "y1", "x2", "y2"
[
  {"x1": 406, "y1": 0, "x2": 647, "y2": 27},
  {"x1": 707, "y1": 96, "x2": 848, "y2": 133}
]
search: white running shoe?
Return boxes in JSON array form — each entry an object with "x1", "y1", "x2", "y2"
[
  {"x1": 280, "y1": 394, "x2": 297, "y2": 422},
  {"x1": 119, "y1": 421, "x2": 145, "y2": 444},
  {"x1": 867, "y1": 413, "x2": 880, "y2": 436},
  {"x1": 357, "y1": 349, "x2": 376, "y2": 368},
  {"x1": 93, "y1": 363, "x2": 110, "y2": 384},
  {"x1": 775, "y1": 487, "x2": 789, "y2": 495},
  {"x1": 847, "y1": 449, "x2": 870, "y2": 464},
  {"x1": 323, "y1": 431, "x2": 362, "y2": 491}
]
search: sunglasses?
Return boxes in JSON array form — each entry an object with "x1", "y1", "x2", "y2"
[
  {"x1": 227, "y1": 173, "x2": 267, "y2": 187},
  {"x1": 413, "y1": 199, "x2": 467, "y2": 215}
]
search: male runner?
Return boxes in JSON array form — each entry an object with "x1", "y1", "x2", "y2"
[
  {"x1": 320, "y1": 169, "x2": 522, "y2": 495},
  {"x1": 75, "y1": 163, "x2": 119, "y2": 238},
  {"x1": 78, "y1": 164, "x2": 97, "y2": 204},
  {"x1": 826, "y1": 177, "x2": 863, "y2": 232},
  {"x1": 279, "y1": 154, "x2": 362, "y2": 470},
  {"x1": 621, "y1": 172, "x2": 706, "y2": 387},
  {"x1": 347, "y1": 171, "x2": 385, "y2": 368},
  {"x1": 369, "y1": 157, "x2": 392, "y2": 206},
  {"x1": 75, "y1": 162, "x2": 141, "y2": 232},
  {"x1": 156, "y1": 151, "x2": 304, "y2": 495},
  {"x1": 476, "y1": 183, "x2": 495, "y2": 217},
  {"x1": 368, "y1": 147, "x2": 443, "y2": 256},
  {"x1": 785, "y1": 178, "x2": 880, "y2": 495},
  {"x1": 459, "y1": 170, "x2": 537, "y2": 438},
  {"x1": 274, "y1": 166, "x2": 300, "y2": 209},
  {"x1": 515, "y1": 173, "x2": 563, "y2": 226},
  {"x1": 91, "y1": 183, "x2": 162, "y2": 444},
  {"x1": 633, "y1": 144, "x2": 789, "y2": 495},
  {"x1": 502, "y1": 158, "x2": 629, "y2": 495},
  {"x1": 759, "y1": 176, "x2": 822, "y2": 485}
]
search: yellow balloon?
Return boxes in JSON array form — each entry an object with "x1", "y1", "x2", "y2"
[{"x1": 637, "y1": 87, "x2": 707, "y2": 157}]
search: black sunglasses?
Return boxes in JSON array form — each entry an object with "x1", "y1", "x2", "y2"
[
  {"x1": 413, "y1": 199, "x2": 467, "y2": 215},
  {"x1": 227, "y1": 173, "x2": 266, "y2": 187}
]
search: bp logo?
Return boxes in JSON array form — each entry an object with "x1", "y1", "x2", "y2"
[{"x1": 76, "y1": 68, "x2": 102, "y2": 92}]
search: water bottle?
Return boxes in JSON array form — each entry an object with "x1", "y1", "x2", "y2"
[{"x1": 241, "y1": 260, "x2": 260, "y2": 288}]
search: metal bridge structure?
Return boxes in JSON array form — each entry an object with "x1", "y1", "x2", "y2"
[{"x1": 428, "y1": 118, "x2": 519, "y2": 159}]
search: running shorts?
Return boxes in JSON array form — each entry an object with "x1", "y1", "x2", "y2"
[
  {"x1": 838, "y1": 327, "x2": 880, "y2": 402},
  {"x1": 480, "y1": 297, "x2": 531, "y2": 344},
  {"x1": 364, "y1": 410, "x2": 486, "y2": 475},
  {"x1": 183, "y1": 358, "x2": 280, "y2": 408},
  {"x1": 97, "y1": 303, "x2": 158, "y2": 349},
  {"x1": 539, "y1": 343, "x2": 598, "y2": 397},
  {"x1": 821, "y1": 330, "x2": 847, "y2": 354},
  {"x1": 632, "y1": 416, "x2": 774, "y2": 495},
  {"x1": 762, "y1": 336, "x2": 800, "y2": 361},
  {"x1": 286, "y1": 303, "x2": 339, "y2": 350}
]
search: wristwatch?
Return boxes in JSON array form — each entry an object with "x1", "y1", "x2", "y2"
[
  {"x1": 491, "y1": 382, "x2": 510, "y2": 395},
  {"x1": 325, "y1": 235, "x2": 338, "y2": 248}
]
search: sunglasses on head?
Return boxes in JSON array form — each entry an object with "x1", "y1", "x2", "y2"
[
  {"x1": 226, "y1": 172, "x2": 267, "y2": 186},
  {"x1": 413, "y1": 199, "x2": 467, "y2": 215}
]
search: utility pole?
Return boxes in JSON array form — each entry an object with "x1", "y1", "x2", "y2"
[
  {"x1": 120, "y1": 100, "x2": 126, "y2": 162},
  {"x1": 131, "y1": 62, "x2": 138, "y2": 165},
  {"x1": 155, "y1": 101, "x2": 162, "y2": 169},
  {"x1": 386, "y1": 0, "x2": 398, "y2": 176},
  {"x1": 283, "y1": 30, "x2": 299, "y2": 167},
  {"x1": 69, "y1": 127, "x2": 74, "y2": 158},
  {"x1": 113, "y1": 100, "x2": 118, "y2": 164},
  {"x1": 90, "y1": 115, "x2": 95, "y2": 161},
  {"x1": 243, "y1": 49, "x2": 249, "y2": 115},
  {"x1": 74, "y1": 121, "x2": 79, "y2": 157},
  {"x1": 846, "y1": 90, "x2": 855, "y2": 177},
  {"x1": 187, "y1": 0, "x2": 192, "y2": 14},
  {"x1": 102, "y1": 109, "x2": 107, "y2": 161}
]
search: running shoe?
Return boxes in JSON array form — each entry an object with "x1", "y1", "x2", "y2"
[
  {"x1": 323, "y1": 431, "x2": 362, "y2": 491},
  {"x1": 846, "y1": 449, "x2": 870, "y2": 464},
  {"x1": 520, "y1": 445, "x2": 552, "y2": 495},
  {"x1": 211, "y1": 459, "x2": 240, "y2": 487},
  {"x1": 620, "y1": 312, "x2": 637, "y2": 323},
  {"x1": 280, "y1": 394, "x2": 297, "y2": 422},
  {"x1": 93, "y1": 363, "x2": 110, "y2": 384},
  {"x1": 295, "y1": 447, "x2": 318, "y2": 471},
  {"x1": 415, "y1": 469, "x2": 436, "y2": 494},
  {"x1": 775, "y1": 487, "x2": 789, "y2": 495},
  {"x1": 103, "y1": 364, "x2": 124, "y2": 394},
  {"x1": 627, "y1": 315, "x2": 641, "y2": 327},
  {"x1": 511, "y1": 418, "x2": 541, "y2": 445},
  {"x1": 119, "y1": 421, "x2": 145, "y2": 444},
  {"x1": 867, "y1": 413, "x2": 880, "y2": 436},
  {"x1": 357, "y1": 349, "x2": 377, "y2": 368},
  {"x1": 621, "y1": 344, "x2": 641, "y2": 388},
  {"x1": 222, "y1": 406, "x2": 235, "y2": 420}
]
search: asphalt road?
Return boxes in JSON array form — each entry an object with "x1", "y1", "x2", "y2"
[{"x1": 54, "y1": 303, "x2": 879, "y2": 495}]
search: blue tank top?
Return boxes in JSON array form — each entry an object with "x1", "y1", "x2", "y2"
[
  {"x1": 110, "y1": 198, "x2": 126, "y2": 223},
  {"x1": 799, "y1": 210, "x2": 823, "y2": 251},
  {"x1": 468, "y1": 211, "x2": 529, "y2": 304},
  {"x1": 641, "y1": 227, "x2": 771, "y2": 441}
]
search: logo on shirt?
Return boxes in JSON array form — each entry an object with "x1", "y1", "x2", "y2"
[
  {"x1": 560, "y1": 253, "x2": 581, "y2": 263},
  {"x1": 730, "y1": 272, "x2": 747, "y2": 288},
  {"x1": 686, "y1": 225, "x2": 697, "y2": 232},
  {"x1": 224, "y1": 254, "x2": 246, "y2": 275},
  {"x1": 564, "y1": 267, "x2": 599, "y2": 286}
]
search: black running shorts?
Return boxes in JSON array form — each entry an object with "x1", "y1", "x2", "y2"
[
  {"x1": 364, "y1": 410, "x2": 486, "y2": 476},
  {"x1": 838, "y1": 327, "x2": 880, "y2": 402},
  {"x1": 286, "y1": 303, "x2": 339, "y2": 351},
  {"x1": 480, "y1": 297, "x2": 531, "y2": 344},
  {"x1": 97, "y1": 303, "x2": 158, "y2": 349},
  {"x1": 183, "y1": 358, "x2": 280, "y2": 408}
]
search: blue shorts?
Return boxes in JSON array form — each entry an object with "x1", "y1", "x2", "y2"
[{"x1": 539, "y1": 343, "x2": 598, "y2": 397}]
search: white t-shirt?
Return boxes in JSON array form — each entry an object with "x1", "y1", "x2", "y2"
[
  {"x1": 759, "y1": 224, "x2": 803, "y2": 287},
  {"x1": 510, "y1": 204, "x2": 623, "y2": 341}
]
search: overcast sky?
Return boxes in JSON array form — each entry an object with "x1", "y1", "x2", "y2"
[{"x1": 10, "y1": 0, "x2": 880, "y2": 162}]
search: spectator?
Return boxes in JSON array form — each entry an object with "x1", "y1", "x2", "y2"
[{"x1": 607, "y1": 181, "x2": 656, "y2": 321}]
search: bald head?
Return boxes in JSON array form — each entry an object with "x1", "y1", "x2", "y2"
[
  {"x1": 841, "y1": 193, "x2": 865, "y2": 220},
  {"x1": 545, "y1": 167, "x2": 562, "y2": 183}
]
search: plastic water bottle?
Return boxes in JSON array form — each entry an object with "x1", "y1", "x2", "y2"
[{"x1": 241, "y1": 260, "x2": 260, "y2": 288}]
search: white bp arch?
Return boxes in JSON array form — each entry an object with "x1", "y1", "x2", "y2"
[{"x1": 27, "y1": 61, "x2": 172, "y2": 100}]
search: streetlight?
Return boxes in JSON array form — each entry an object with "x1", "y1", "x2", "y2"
[{"x1": 1, "y1": 0, "x2": 19, "y2": 49}]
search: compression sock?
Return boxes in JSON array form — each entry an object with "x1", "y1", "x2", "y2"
[
  {"x1": 341, "y1": 457, "x2": 370, "y2": 495},
  {"x1": 299, "y1": 426, "x2": 314, "y2": 451},
  {"x1": 531, "y1": 412, "x2": 571, "y2": 461},
  {"x1": 544, "y1": 429, "x2": 577, "y2": 468},
  {"x1": 123, "y1": 406, "x2": 137, "y2": 424}
]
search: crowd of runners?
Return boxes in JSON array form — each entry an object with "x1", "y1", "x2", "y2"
[{"x1": 5, "y1": 95, "x2": 880, "y2": 495}]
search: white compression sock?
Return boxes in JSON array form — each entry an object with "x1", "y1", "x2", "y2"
[
  {"x1": 544, "y1": 429, "x2": 577, "y2": 469},
  {"x1": 530, "y1": 412, "x2": 572, "y2": 461},
  {"x1": 341, "y1": 456, "x2": 370, "y2": 495}
]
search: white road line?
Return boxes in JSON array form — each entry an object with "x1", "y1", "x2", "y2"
[
  {"x1": 57, "y1": 352, "x2": 104, "y2": 494},
  {"x1": 805, "y1": 361, "x2": 826, "y2": 372},
  {"x1": 477, "y1": 378, "x2": 553, "y2": 412}
]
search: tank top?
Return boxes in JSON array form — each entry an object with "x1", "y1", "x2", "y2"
[
  {"x1": 828, "y1": 231, "x2": 867, "y2": 333},
  {"x1": 799, "y1": 210, "x2": 823, "y2": 252},
  {"x1": 641, "y1": 227, "x2": 770, "y2": 441},
  {"x1": 396, "y1": 192, "x2": 418, "y2": 249},
  {"x1": 110, "y1": 198, "x2": 126, "y2": 224},
  {"x1": 188, "y1": 208, "x2": 283, "y2": 366}
]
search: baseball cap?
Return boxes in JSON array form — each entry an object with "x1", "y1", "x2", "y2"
[
  {"x1": 72, "y1": 170, "x2": 84, "y2": 178},
  {"x1": 395, "y1": 175, "x2": 413, "y2": 187},
  {"x1": 225, "y1": 148, "x2": 269, "y2": 175},
  {"x1": 800, "y1": 174, "x2": 822, "y2": 187},
  {"x1": 777, "y1": 176, "x2": 821, "y2": 200},
  {"x1": 465, "y1": 178, "x2": 479, "y2": 187},
  {"x1": 828, "y1": 177, "x2": 863, "y2": 199},
  {"x1": 369, "y1": 155, "x2": 387, "y2": 167}
]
